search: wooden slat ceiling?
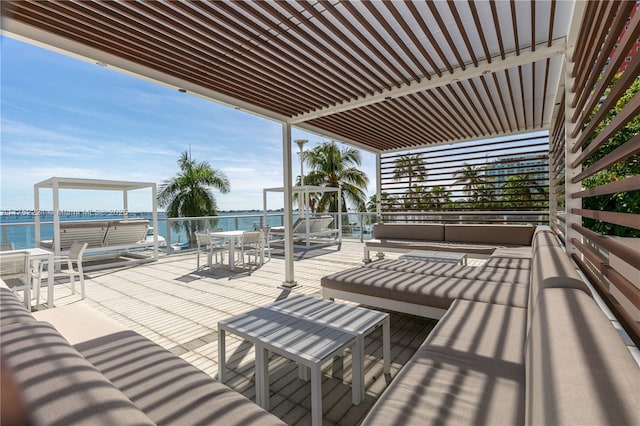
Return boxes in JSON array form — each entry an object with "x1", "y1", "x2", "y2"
[{"x1": 1, "y1": 0, "x2": 576, "y2": 153}]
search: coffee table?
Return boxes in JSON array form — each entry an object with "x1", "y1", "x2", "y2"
[
  {"x1": 399, "y1": 249, "x2": 468, "y2": 265},
  {"x1": 218, "y1": 295, "x2": 390, "y2": 426}
]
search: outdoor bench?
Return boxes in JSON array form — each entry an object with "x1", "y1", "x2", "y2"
[
  {"x1": 322, "y1": 226, "x2": 639, "y2": 425},
  {"x1": 0, "y1": 281, "x2": 285, "y2": 426}
]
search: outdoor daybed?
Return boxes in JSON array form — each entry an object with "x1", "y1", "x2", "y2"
[
  {"x1": 322, "y1": 225, "x2": 639, "y2": 425},
  {"x1": 0, "y1": 281, "x2": 285, "y2": 426},
  {"x1": 40, "y1": 219, "x2": 150, "y2": 252}
]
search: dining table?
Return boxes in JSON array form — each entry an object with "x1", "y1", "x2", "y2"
[{"x1": 209, "y1": 230, "x2": 263, "y2": 271}]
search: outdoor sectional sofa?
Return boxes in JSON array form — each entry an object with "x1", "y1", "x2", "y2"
[
  {"x1": 0, "y1": 281, "x2": 285, "y2": 426},
  {"x1": 363, "y1": 222, "x2": 537, "y2": 262},
  {"x1": 322, "y1": 225, "x2": 639, "y2": 425}
]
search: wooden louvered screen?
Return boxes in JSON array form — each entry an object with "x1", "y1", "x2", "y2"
[
  {"x1": 557, "y1": 1, "x2": 640, "y2": 346},
  {"x1": 379, "y1": 133, "x2": 549, "y2": 224}
]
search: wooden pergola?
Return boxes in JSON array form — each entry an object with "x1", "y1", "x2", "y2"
[{"x1": 2, "y1": 1, "x2": 638, "y2": 341}]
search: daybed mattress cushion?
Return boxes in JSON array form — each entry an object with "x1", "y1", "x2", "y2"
[
  {"x1": 366, "y1": 239, "x2": 498, "y2": 255},
  {"x1": 526, "y1": 288, "x2": 640, "y2": 425},
  {"x1": 363, "y1": 299, "x2": 527, "y2": 425},
  {"x1": 1, "y1": 321, "x2": 155, "y2": 425},
  {"x1": 364, "y1": 259, "x2": 530, "y2": 284},
  {"x1": 75, "y1": 330, "x2": 286, "y2": 426},
  {"x1": 322, "y1": 267, "x2": 528, "y2": 309},
  {"x1": 445, "y1": 224, "x2": 535, "y2": 246}
]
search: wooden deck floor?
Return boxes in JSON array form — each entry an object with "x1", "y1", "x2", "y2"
[{"x1": 30, "y1": 241, "x2": 480, "y2": 425}]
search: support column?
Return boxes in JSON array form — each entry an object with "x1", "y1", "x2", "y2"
[
  {"x1": 123, "y1": 190, "x2": 129, "y2": 220},
  {"x1": 34, "y1": 184, "x2": 40, "y2": 248},
  {"x1": 376, "y1": 152, "x2": 382, "y2": 223},
  {"x1": 282, "y1": 123, "x2": 296, "y2": 287},
  {"x1": 151, "y1": 184, "x2": 158, "y2": 259},
  {"x1": 53, "y1": 178, "x2": 60, "y2": 259}
]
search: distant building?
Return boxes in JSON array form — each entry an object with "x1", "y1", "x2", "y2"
[
  {"x1": 608, "y1": 1, "x2": 639, "y2": 74},
  {"x1": 484, "y1": 154, "x2": 548, "y2": 193}
]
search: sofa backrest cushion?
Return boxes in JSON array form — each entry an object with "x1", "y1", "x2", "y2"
[
  {"x1": 525, "y1": 288, "x2": 640, "y2": 426},
  {"x1": 528, "y1": 245, "x2": 591, "y2": 327},
  {"x1": 532, "y1": 226, "x2": 560, "y2": 252},
  {"x1": 373, "y1": 223, "x2": 445, "y2": 241},
  {"x1": 0, "y1": 286, "x2": 36, "y2": 327},
  {"x1": 0, "y1": 321, "x2": 155, "y2": 425},
  {"x1": 445, "y1": 224, "x2": 536, "y2": 246}
]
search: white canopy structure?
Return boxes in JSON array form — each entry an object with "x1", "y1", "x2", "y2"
[{"x1": 34, "y1": 177, "x2": 159, "y2": 260}]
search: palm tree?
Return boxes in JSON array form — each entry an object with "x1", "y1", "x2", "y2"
[
  {"x1": 393, "y1": 154, "x2": 427, "y2": 209},
  {"x1": 430, "y1": 186, "x2": 452, "y2": 211},
  {"x1": 501, "y1": 174, "x2": 547, "y2": 204},
  {"x1": 157, "y1": 151, "x2": 230, "y2": 245},
  {"x1": 301, "y1": 141, "x2": 369, "y2": 212},
  {"x1": 454, "y1": 164, "x2": 486, "y2": 203}
]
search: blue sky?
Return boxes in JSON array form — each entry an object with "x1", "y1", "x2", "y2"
[{"x1": 0, "y1": 36, "x2": 377, "y2": 212}]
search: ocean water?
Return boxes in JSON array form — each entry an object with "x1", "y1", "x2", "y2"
[{"x1": 0, "y1": 211, "x2": 287, "y2": 249}]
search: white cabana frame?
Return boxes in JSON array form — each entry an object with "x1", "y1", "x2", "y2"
[
  {"x1": 34, "y1": 177, "x2": 159, "y2": 261},
  {"x1": 263, "y1": 185, "x2": 343, "y2": 247}
]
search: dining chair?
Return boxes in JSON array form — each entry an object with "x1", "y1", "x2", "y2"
[
  {"x1": 34, "y1": 242, "x2": 88, "y2": 301},
  {"x1": 0, "y1": 251, "x2": 32, "y2": 309},
  {"x1": 196, "y1": 232, "x2": 226, "y2": 271},
  {"x1": 239, "y1": 231, "x2": 262, "y2": 267},
  {"x1": 258, "y1": 226, "x2": 271, "y2": 262}
]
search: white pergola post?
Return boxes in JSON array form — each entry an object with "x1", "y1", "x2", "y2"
[
  {"x1": 34, "y1": 184, "x2": 41, "y2": 247},
  {"x1": 123, "y1": 190, "x2": 129, "y2": 220},
  {"x1": 52, "y1": 177, "x2": 61, "y2": 259},
  {"x1": 282, "y1": 123, "x2": 296, "y2": 287},
  {"x1": 151, "y1": 183, "x2": 158, "y2": 259},
  {"x1": 337, "y1": 185, "x2": 342, "y2": 244},
  {"x1": 376, "y1": 152, "x2": 382, "y2": 223}
]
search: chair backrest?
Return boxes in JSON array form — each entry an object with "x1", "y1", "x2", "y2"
[
  {"x1": 103, "y1": 220, "x2": 149, "y2": 246},
  {"x1": 242, "y1": 231, "x2": 261, "y2": 246},
  {"x1": 195, "y1": 232, "x2": 212, "y2": 247},
  {"x1": 310, "y1": 216, "x2": 334, "y2": 233},
  {"x1": 0, "y1": 251, "x2": 30, "y2": 282},
  {"x1": 68, "y1": 242, "x2": 88, "y2": 261},
  {"x1": 0, "y1": 243, "x2": 15, "y2": 251},
  {"x1": 48, "y1": 221, "x2": 109, "y2": 250}
]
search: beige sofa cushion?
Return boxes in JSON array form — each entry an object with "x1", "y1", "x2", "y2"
[
  {"x1": 1, "y1": 321, "x2": 155, "y2": 425},
  {"x1": 531, "y1": 225, "x2": 560, "y2": 252},
  {"x1": 365, "y1": 258, "x2": 530, "y2": 284},
  {"x1": 528, "y1": 245, "x2": 591, "y2": 325},
  {"x1": 526, "y1": 289, "x2": 640, "y2": 426},
  {"x1": 363, "y1": 299, "x2": 527, "y2": 425},
  {"x1": 0, "y1": 287, "x2": 36, "y2": 327},
  {"x1": 445, "y1": 224, "x2": 536, "y2": 246},
  {"x1": 321, "y1": 267, "x2": 528, "y2": 309},
  {"x1": 372, "y1": 223, "x2": 445, "y2": 241},
  {"x1": 75, "y1": 330, "x2": 286, "y2": 426},
  {"x1": 36, "y1": 304, "x2": 286, "y2": 426}
]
